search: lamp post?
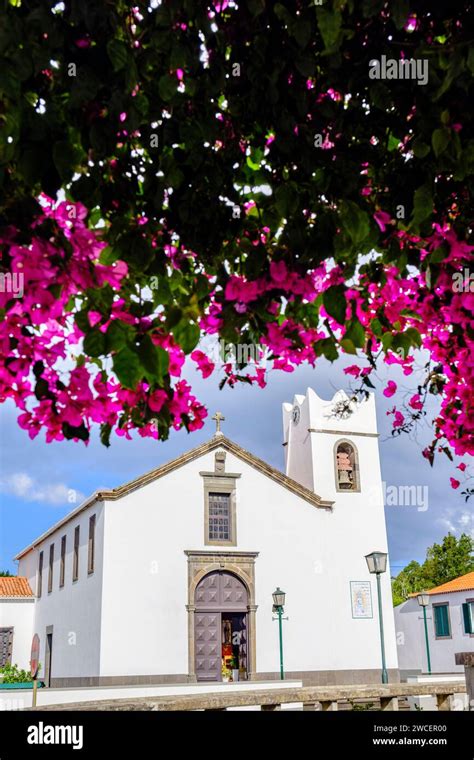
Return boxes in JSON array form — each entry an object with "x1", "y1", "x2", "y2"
[
  {"x1": 365, "y1": 551, "x2": 388, "y2": 684},
  {"x1": 417, "y1": 592, "x2": 432, "y2": 674},
  {"x1": 272, "y1": 587, "x2": 286, "y2": 680}
]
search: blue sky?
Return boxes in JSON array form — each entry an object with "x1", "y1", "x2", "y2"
[{"x1": 0, "y1": 351, "x2": 471, "y2": 575}]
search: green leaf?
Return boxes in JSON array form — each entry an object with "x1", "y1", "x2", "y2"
[
  {"x1": 100, "y1": 423, "x2": 112, "y2": 448},
  {"x1": 344, "y1": 319, "x2": 365, "y2": 348},
  {"x1": 113, "y1": 347, "x2": 142, "y2": 389},
  {"x1": 275, "y1": 183, "x2": 298, "y2": 217},
  {"x1": 34, "y1": 378, "x2": 50, "y2": 401},
  {"x1": 387, "y1": 133, "x2": 400, "y2": 152},
  {"x1": 381, "y1": 333, "x2": 393, "y2": 352},
  {"x1": 391, "y1": 0, "x2": 410, "y2": 29},
  {"x1": 404, "y1": 327, "x2": 422, "y2": 348},
  {"x1": 52, "y1": 141, "x2": 83, "y2": 182},
  {"x1": 106, "y1": 320, "x2": 134, "y2": 351},
  {"x1": 158, "y1": 74, "x2": 177, "y2": 102},
  {"x1": 74, "y1": 310, "x2": 90, "y2": 334},
  {"x1": 62, "y1": 422, "x2": 89, "y2": 442},
  {"x1": 316, "y1": 8, "x2": 342, "y2": 51},
  {"x1": 432, "y1": 128, "x2": 450, "y2": 157},
  {"x1": 137, "y1": 336, "x2": 169, "y2": 382},
  {"x1": 173, "y1": 322, "x2": 200, "y2": 354},
  {"x1": 292, "y1": 19, "x2": 311, "y2": 49},
  {"x1": 340, "y1": 201, "x2": 370, "y2": 245},
  {"x1": 83, "y1": 329, "x2": 106, "y2": 358},
  {"x1": 340, "y1": 338, "x2": 357, "y2": 355},
  {"x1": 106, "y1": 39, "x2": 128, "y2": 72},
  {"x1": 323, "y1": 285, "x2": 347, "y2": 325},
  {"x1": 412, "y1": 139, "x2": 430, "y2": 159},
  {"x1": 411, "y1": 183, "x2": 433, "y2": 226},
  {"x1": 99, "y1": 246, "x2": 121, "y2": 265}
]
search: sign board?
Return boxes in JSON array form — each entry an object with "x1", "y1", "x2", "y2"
[
  {"x1": 30, "y1": 634, "x2": 40, "y2": 679},
  {"x1": 350, "y1": 581, "x2": 373, "y2": 619}
]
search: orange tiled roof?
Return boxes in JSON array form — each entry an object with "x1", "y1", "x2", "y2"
[
  {"x1": 427, "y1": 571, "x2": 474, "y2": 596},
  {"x1": 0, "y1": 576, "x2": 33, "y2": 597}
]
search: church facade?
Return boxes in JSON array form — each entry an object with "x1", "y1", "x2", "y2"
[{"x1": 9, "y1": 388, "x2": 399, "y2": 687}]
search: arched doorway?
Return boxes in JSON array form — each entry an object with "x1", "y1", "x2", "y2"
[{"x1": 194, "y1": 571, "x2": 248, "y2": 682}]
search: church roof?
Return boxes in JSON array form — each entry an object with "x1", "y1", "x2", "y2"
[
  {"x1": 14, "y1": 435, "x2": 333, "y2": 560},
  {"x1": 0, "y1": 576, "x2": 34, "y2": 597}
]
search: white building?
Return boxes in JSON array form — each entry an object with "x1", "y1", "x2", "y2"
[
  {"x1": 0, "y1": 577, "x2": 35, "y2": 674},
  {"x1": 395, "y1": 572, "x2": 474, "y2": 678},
  {"x1": 5, "y1": 388, "x2": 399, "y2": 687}
]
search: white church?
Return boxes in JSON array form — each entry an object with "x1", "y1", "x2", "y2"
[{"x1": 3, "y1": 388, "x2": 399, "y2": 687}]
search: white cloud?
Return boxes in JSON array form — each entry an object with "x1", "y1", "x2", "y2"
[
  {"x1": 0, "y1": 472, "x2": 85, "y2": 507},
  {"x1": 437, "y1": 509, "x2": 474, "y2": 539}
]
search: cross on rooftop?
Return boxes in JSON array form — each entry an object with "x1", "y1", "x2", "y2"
[{"x1": 212, "y1": 411, "x2": 225, "y2": 435}]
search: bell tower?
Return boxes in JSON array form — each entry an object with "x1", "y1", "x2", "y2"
[{"x1": 282, "y1": 387, "x2": 383, "y2": 502}]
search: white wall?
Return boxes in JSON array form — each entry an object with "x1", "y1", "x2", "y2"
[
  {"x1": 17, "y1": 502, "x2": 105, "y2": 680},
  {"x1": 282, "y1": 388, "x2": 397, "y2": 676},
  {"x1": 0, "y1": 599, "x2": 35, "y2": 671},
  {"x1": 395, "y1": 592, "x2": 474, "y2": 675},
  {"x1": 100, "y1": 446, "x2": 398, "y2": 679}
]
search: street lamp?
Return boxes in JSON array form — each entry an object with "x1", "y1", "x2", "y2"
[
  {"x1": 417, "y1": 592, "x2": 432, "y2": 674},
  {"x1": 365, "y1": 551, "x2": 389, "y2": 684},
  {"x1": 272, "y1": 587, "x2": 287, "y2": 680}
]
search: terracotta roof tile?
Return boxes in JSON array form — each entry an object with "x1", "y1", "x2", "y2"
[
  {"x1": 427, "y1": 571, "x2": 474, "y2": 596},
  {"x1": 0, "y1": 576, "x2": 33, "y2": 597}
]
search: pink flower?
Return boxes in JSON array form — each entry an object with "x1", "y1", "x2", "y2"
[
  {"x1": 450, "y1": 477, "x2": 460, "y2": 489},
  {"x1": 457, "y1": 462, "x2": 467, "y2": 472},
  {"x1": 393, "y1": 410, "x2": 405, "y2": 427},
  {"x1": 409, "y1": 394, "x2": 423, "y2": 411},
  {"x1": 374, "y1": 211, "x2": 392, "y2": 232},
  {"x1": 191, "y1": 350, "x2": 215, "y2": 379},
  {"x1": 383, "y1": 381, "x2": 397, "y2": 398},
  {"x1": 270, "y1": 260, "x2": 288, "y2": 286},
  {"x1": 404, "y1": 15, "x2": 419, "y2": 32},
  {"x1": 344, "y1": 365, "x2": 361, "y2": 378},
  {"x1": 148, "y1": 390, "x2": 168, "y2": 413},
  {"x1": 88, "y1": 311, "x2": 102, "y2": 328}
]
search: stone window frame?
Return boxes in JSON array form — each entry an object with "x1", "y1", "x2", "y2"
[
  {"x1": 333, "y1": 438, "x2": 361, "y2": 493},
  {"x1": 184, "y1": 550, "x2": 258, "y2": 682},
  {"x1": 432, "y1": 601, "x2": 452, "y2": 639},
  {"x1": 200, "y1": 471, "x2": 240, "y2": 547}
]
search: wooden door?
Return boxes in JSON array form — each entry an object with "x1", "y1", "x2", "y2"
[
  {"x1": 195, "y1": 612, "x2": 221, "y2": 682},
  {"x1": 194, "y1": 571, "x2": 248, "y2": 681}
]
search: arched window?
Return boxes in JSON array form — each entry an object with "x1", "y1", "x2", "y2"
[{"x1": 335, "y1": 440, "x2": 360, "y2": 492}]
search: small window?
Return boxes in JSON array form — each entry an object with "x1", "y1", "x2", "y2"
[
  {"x1": 73, "y1": 526, "x2": 80, "y2": 581},
  {"x1": 433, "y1": 603, "x2": 451, "y2": 638},
  {"x1": 60, "y1": 536, "x2": 66, "y2": 588},
  {"x1": 37, "y1": 551, "x2": 43, "y2": 598},
  {"x1": 462, "y1": 601, "x2": 474, "y2": 635},
  {"x1": 208, "y1": 493, "x2": 231, "y2": 542},
  {"x1": 48, "y1": 544, "x2": 54, "y2": 593},
  {"x1": 0, "y1": 627, "x2": 14, "y2": 668},
  {"x1": 88, "y1": 515, "x2": 96, "y2": 575},
  {"x1": 335, "y1": 441, "x2": 360, "y2": 491}
]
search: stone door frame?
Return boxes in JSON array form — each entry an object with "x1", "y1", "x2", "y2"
[{"x1": 185, "y1": 550, "x2": 258, "y2": 681}]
